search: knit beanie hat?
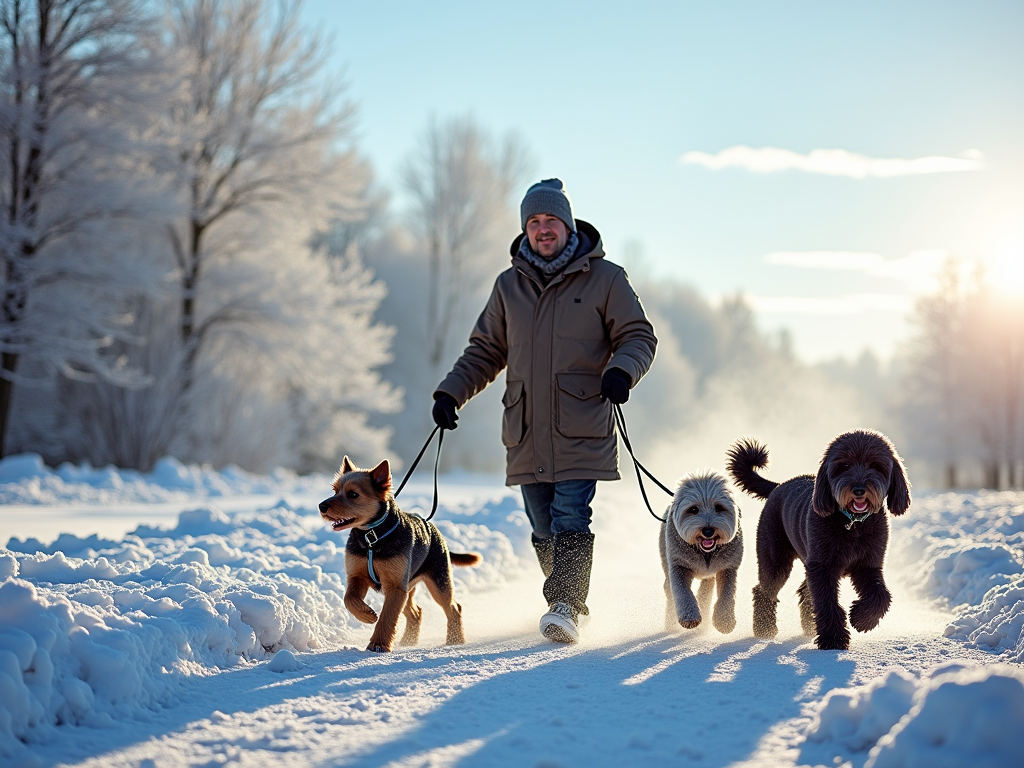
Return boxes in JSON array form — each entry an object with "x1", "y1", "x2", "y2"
[{"x1": 520, "y1": 178, "x2": 576, "y2": 232}]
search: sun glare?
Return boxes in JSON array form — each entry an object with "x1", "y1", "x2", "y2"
[{"x1": 985, "y1": 245, "x2": 1024, "y2": 298}]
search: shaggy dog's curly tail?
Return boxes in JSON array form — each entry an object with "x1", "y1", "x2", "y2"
[{"x1": 726, "y1": 439, "x2": 777, "y2": 500}]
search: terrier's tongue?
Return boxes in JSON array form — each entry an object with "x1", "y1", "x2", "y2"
[
  {"x1": 701, "y1": 538, "x2": 715, "y2": 550},
  {"x1": 852, "y1": 499, "x2": 868, "y2": 512}
]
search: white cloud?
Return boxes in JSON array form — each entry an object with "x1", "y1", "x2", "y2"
[
  {"x1": 680, "y1": 146, "x2": 985, "y2": 178},
  {"x1": 764, "y1": 250, "x2": 949, "y2": 294},
  {"x1": 745, "y1": 293, "x2": 914, "y2": 315}
]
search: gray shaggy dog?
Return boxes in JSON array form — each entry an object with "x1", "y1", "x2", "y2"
[
  {"x1": 659, "y1": 471, "x2": 743, "y2": 633},
  {"x1": 727, "y1": 430, "x2": 911, "y2": 651}
]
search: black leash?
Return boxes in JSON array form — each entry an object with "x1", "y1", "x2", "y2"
[
  {"x1": 613, "y1": 403, "x2": 673, "y2": 523},
  {"x1": 393, "y1": 425, "x2": 445, "y2": 521}
]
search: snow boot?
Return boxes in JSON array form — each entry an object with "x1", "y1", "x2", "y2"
[
  {"x1": 540, "y1": 601, "x2": 579, "y2": 643},
  {"x1": 540, "y1": 531, "x2": 594, "y2": 644},
  {"x1": 532, "y1": 534, "x2": 554, "y2": 578}
]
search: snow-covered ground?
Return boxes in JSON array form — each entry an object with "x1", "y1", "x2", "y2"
[{"x1": 1, "y1": 454, "x2": 1023, "y2": 767}]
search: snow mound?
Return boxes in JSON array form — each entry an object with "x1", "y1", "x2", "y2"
[
  {"x1": 0, "y1": 495, "x2": 530, "y2": 754},
  {"x1": 267, "y1": 648, "x2": 302, "y2": 673},
  {"x1": 806, "y1": 669, "x2": 918, "y2": 752},
  {"x1": 0, "y1": 453, "x2": 325, "y2": 505},
  {"x1": 891, "y1": 491, "x2": 1024, "y2": 660},
  {"x1": 867, "y1": 665, "x2": 1024, "y2": 767},
  {"x1": 804, "y1": 664, "x2": 1024, "y2": 768},
  {"x1": 944, "y1": 579, "x2": 1024, "y2": 660}
]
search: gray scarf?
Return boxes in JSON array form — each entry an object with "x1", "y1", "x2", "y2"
[{"x1": 517, "y1": 231, "x2": 580, "y2": 279}]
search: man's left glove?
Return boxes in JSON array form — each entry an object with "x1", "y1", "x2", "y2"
[
  {"x1": 600, "y1": 368, "x2": 632, "y2": 405},
  {"x1": 432, "y1": 392, "x2": 459, "y2": 430}
]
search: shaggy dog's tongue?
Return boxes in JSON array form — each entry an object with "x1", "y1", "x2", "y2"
[
  {"x1": 700, "y1": 538, "x2": 716, "y2": 551},
  {"x1": 851, "y1": 498, "x2": 869, "y2": 514}
]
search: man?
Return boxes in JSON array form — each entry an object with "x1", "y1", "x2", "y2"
[{"x1": 432, "y1": 178, "x2": 657, "y2": 643}]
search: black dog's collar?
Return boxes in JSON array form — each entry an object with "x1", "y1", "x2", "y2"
[{"x1": 840, "y1": 508, "x2": 872, "y2": 530}]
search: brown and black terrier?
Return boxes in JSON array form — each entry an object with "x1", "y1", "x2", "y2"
[
  {"x1": 319, "y1": 457, "x2": 481, "y2": 653},
  {"x1": 727, "y1": 430, "x2": 911, "y2": 650}
]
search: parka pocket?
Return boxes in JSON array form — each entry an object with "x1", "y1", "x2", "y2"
[
  {"x1": 501, "y1": 379, "x2": 526, "y2": 447},
  {"x1": 556, "y1": 373, "x2": 612, "y2": 439}
]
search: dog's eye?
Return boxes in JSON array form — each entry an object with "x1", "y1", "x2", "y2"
[
  {"x1": 346, "y1": 490, "x2": 359, "y2": 500},
  {"x1": 839, "y1": 463, "x2": 851, "y2": 471},
  {"x1": 714, "y1": 504, "x2": 726, "y2": 513},
  {"x1": 687, "y1": 506, "x2": 699, "y2": 515}
]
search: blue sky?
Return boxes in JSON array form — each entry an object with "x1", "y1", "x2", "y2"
[{"x1": 302, "y1": 0, "x2": 1024, "y2": 362}]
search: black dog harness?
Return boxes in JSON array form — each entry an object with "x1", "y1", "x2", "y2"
[{"x1": 359, "y1": 508, "x2": 401, "y2": 587}]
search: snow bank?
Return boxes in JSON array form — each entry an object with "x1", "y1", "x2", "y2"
[
  {"x1": 0, "y1": 453, "x2": 324, "y2": 505},
  {"x1": 804, "y1": 663, "x2": 1024, "y2": 768},
  {"x1": 890, "y1": 491, "x2": 1024, "y2": 660},
  {"x1": 804, "y1": 669, "x2": 918, "y2": 753},
  {"x1": 1, "y1": 492, "x2": 530, "y2": 755}
]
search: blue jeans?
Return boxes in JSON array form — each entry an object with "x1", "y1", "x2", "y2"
[{"x1": 520, "y1": 479, "x2": 597, "y2": 539}]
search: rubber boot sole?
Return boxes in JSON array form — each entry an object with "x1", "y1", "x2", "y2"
[{"x1": 540, "y1": 612, "x2": 579, "y2": 644}]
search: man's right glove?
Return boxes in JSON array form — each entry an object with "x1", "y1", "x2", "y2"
[
  {"x1": 600, "y1": 368, "x2": 632, "y2": 405},
  {"x1": 432, "y1": 392, "x2": 459, "y2": 430}
]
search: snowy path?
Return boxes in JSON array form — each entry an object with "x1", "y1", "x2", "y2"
[
  {"x1": 22, "y1": 573, "x2": 991, "y2": 768},
  {"x1": 11, "y1": 480, "x2": 1010, "y2": 768}
]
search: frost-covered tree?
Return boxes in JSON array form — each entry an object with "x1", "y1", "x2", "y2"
[
  {"x1": 0, "y1": 0, "x2": 164, "y2": 456},
  {"x1": 897, "y1": 258, "x2": 968, "y2": 487},
  {"x1": 160, "y1": 0, "x2": 365, "y2": 389},
  {"x1": 959, "y1": 284, "x2": 1024, "y2": 488},
  {"x1": 896, "y1": 258, "x2": 1024, "y2": 489},
  {"x1": 143, "y1": 0, "x2": 397, "y2": 471},
  {"x1": 38, "y1": 0, "x2": 399, "y2": 472},
  {"x1": 401, "y1": 116, "x2": 531, "y2": 372}
]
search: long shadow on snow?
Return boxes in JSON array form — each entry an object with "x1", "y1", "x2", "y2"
[
  {"x1": 29, "y1": 634, "x2": 855, "y2": 767},
  {"x1": 338, "y1": 633, "x2": 856, "y2": 768},
  {"x1": 27, "y1": 638, "x2": 568, "y2": 766}
]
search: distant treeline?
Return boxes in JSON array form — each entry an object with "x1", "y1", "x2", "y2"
[{"x1": 895, "y1": 259, "x2": 1024, "y2": 490}]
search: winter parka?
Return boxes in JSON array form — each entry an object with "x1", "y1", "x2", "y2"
[{"x1": 434, "y1": 220, "x2": 658, "y2": 486}]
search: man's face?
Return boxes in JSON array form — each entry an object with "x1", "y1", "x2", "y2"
[{"x1": 526, "y1": 214, "x2": 570, "y2": 259}]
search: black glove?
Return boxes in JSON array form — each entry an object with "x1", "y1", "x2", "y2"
[
  {"x1": 432, "y1": 392, "x2": 459, "y2": 430},
  {"x1": 600, "y1": 368, "x2": 632, "y2": 405}
]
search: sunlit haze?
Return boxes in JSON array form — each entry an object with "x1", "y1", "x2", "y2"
[{"x1": 302, "y1": 0, "x2": 1023, "y2": 363}]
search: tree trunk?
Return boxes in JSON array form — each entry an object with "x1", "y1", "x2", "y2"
[
  {"x1": 944, "y1": 462, "x2": 957, "y2": 490},
  {"x1": 982, "y1": 462, "x2": 999, "y2": 490},
  {"x1": 0, "y1": 351, "x2": 19, "y2": 457}
]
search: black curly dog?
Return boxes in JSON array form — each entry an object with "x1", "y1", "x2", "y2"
[{"x1": 727, "y1": 430, "x2": 911, "y2": 650}]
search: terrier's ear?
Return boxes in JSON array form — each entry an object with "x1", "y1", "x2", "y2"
[
  {"x1": 341, "y1": 455, "x2": 357, "y2": 474},
  {"x1": 886, "y1": 450, "x2": 911, "y2": 516},
  {"x1": 811, "y1": 448, "x2": 836, "y2": 517},
  {"x1": 370, "y1": 460, "x2": 392, "y2": 495}
]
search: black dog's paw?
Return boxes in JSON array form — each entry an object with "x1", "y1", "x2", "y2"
[
  {"x1": 366, "y1": 642, "x2": 391, "y2": 653},
  {"x1": 815, "y1": 633, "x2": 850, "y2": 651},
  {"x1": 752, "y1": 616, "x2": 778, "y2": 639},
  {"x1": 849, "y1": 600, "x2": 883, "y2": 633}
]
